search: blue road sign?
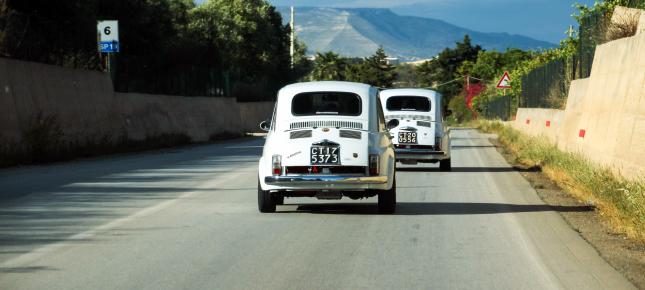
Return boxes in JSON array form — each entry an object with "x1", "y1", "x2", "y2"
[{"x1": 99, "y1": 41, "x2": 120, "y2": 53}]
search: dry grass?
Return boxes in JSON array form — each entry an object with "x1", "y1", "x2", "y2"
[
  {"x1": 476, "y1": 120, "x2": 645, "y2": 241},
  {"x1": 606, "y1": 11, "x2": 640, "y2": 41},
  {"x1": 546, "y1": 90, "x2": 567, "y2": 110}
]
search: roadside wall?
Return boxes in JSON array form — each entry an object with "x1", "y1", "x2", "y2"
[
  {"x1": 513, "y1": 22, "x2": 645, "y2": 180},
  {"x1": 0, "y1": 57, "x2": 274, "y2": 146},
  {"x1": 513, "y1": 109, "x2": 564, "y2": 143}
]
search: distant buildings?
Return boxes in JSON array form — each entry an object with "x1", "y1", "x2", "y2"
[
  {"x1": 404, "y1": 56, "x2": 438, "y2": 66},
  {"x1": 385, "y1": 57, "x2": 400, "y2": 66}
]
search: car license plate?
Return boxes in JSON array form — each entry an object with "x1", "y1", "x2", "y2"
[
  {"x1": 310, "y1": 146, "x2": 340, "y2": 165},
  {"x1": 398, "y1": 132, "x2": 417, "y2": 144}
]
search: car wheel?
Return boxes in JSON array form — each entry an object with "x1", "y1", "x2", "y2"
[
  {"x1": 440, "y1": 158, "x2": 451, "y2": 171},
  {"x1": 258, "y1": 178, "x2": 276, "y2": 213},
  {"x1": 378, "y1": 177, "x2": 396, "y2": 214}
]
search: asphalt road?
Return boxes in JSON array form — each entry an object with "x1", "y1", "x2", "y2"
[{"x1": 0, "y1": 129, "x2": 635, "y2": 290}]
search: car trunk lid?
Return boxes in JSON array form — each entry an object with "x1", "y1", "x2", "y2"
[{"x1": 280, "y1": 126, "x2": 368, "y2": 167}]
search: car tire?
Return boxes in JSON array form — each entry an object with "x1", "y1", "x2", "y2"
[
  {"x1": 378, "y1": 177, "x2": 396, "y2": 214},
  {"x1": 258, "y1": 178, "x2": 276, "y2": 213},
  {"x1": 440, "y1": 158, "x2": 451, "y2": 171},
  {"x1": 274, "y1": 194, "x2": 284, "y2": 205}
]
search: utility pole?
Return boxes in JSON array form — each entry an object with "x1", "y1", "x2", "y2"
[
  {"x1": 566, "y1": 25, "x2": 575, "y2": 38},
  {"x1": 290, "y1": 6, "x2": 295, "y2": 69}
]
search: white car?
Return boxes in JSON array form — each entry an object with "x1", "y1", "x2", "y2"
[
  {"x1": 258, "y1": 81, "x2": 397, "y2": 213},
  {"x1": 379, "y1": 88, "x2": 451, "y2": 170}
]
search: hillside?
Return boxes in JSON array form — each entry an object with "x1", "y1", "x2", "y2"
[{"x1": 279, "y1": 7, "x2": 555, "y2": 60}]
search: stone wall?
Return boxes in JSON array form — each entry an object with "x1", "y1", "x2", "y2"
[{"x1": 0, "y1": 57, "x2": 274, "y2": 147}]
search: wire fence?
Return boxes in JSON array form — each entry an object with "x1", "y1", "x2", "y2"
[
  {"x1": 577, "y1": 9, "x2": 611, "y2": 79},
  {"x1": 111, "y1": 57, "x2": 282, "y2": 102},
  {"x1": 520, "y1": 1, "x2": 644, "y2": 109},
  {"x1": 482, "y1": 95, "x2": 512, "y2": 121},
  {"x1": 0, "y1": 4, "x2": 285, "y2": 103},
  {"x1": 520, "y1": 57, "x2": 577, "y2": 109},
  {"x1": 114, "y1": 65, "x2": 229, "y2": 97}
]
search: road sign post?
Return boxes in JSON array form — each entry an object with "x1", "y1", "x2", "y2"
[
  {"x1": 97, "y1": 21, "x2": 119, "y2": 78},
  {"x1": 494, "y1": 71, "x2": 513, "y2": 119},
  {"x1": 496, "y1": 71, "x2": 512, "y2": 90}
]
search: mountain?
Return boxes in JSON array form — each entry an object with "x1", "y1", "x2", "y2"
[{"x1": 278, "y1": 7, "x2": 556, "y2": 61}]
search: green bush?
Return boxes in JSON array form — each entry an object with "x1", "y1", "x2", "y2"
[{"x1": 447, "y1": 93, "x2": 474, "y2": 123}]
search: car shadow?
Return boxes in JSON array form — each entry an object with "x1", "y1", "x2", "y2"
[
  {"x1": 0, "y1": 266, "x2": 58, "y2": 273},
  {"x1": 278, "y1": 202, "x2": 593, "y2": 215},
  {"x1": 396, "y1": 166, "x2": 540, "y2": 173},
  {"x1": 451, "y1": 145, "x2": 497, "y2": 149}
]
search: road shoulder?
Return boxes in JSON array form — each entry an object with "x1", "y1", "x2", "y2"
[{"x1": 487, "y1": 134, "x2": 645, "y2": 289}]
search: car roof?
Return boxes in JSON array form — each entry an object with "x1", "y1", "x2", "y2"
[
  {"x1": 279, "y1": 81, "x2": 373, "y2": 97},
  {"x1": 379, "y1": 88, "x2": 439, "y2": 98}
]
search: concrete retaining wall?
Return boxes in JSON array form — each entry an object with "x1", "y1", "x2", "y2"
[
  {"x1": 0, "y1": 57, "x2": 274, "y2": 147},
  {"x1": 513, "y1": 19, "x2": 645, "y2": 180},
  {"x1": 513, "y1": 108, "x2": 564, "y2": 143}
]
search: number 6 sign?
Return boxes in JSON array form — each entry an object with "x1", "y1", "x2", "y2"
[{"x1": 97, "y1": 20, "x2": 119, "y2": 52}]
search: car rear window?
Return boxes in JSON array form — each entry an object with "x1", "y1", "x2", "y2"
[
  {"x1": 386, "y1": 96, "x2": 431, "y2": 112},
  {"x1": 292, "y1": 92, "x2": 362, "y2": 116}
]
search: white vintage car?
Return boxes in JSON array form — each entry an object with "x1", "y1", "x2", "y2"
[
  {"x1": 379, "y1": 88, "x2": 451, "y2": 170},
  {"x1": 258, "y1": 81, "x2": 397, "y2": 213}
]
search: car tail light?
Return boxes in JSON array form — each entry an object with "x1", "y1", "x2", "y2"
[
  {"x1": 369, "y1": 155, "x2": 379, "y2": 176},
  {"x1": 435, "y1": 137, "x2": 442, "y2": 150},
  {"x1": 272, "y1": 155, "x2": 282, "y2": 175}
]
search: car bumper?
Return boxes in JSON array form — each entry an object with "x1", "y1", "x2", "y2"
[
  {"x1": 265, "y1": 175, "x2": 387, "y2": 185},
  {"x1": 395, "y1": 148, "x2": 449, "y2": 160}
]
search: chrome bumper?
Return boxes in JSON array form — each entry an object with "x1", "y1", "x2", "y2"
[
  {"x1": 395, "y1": 148, "x2": 445, "y2": 155},
  {"x1": 265, "y1": 175, "x2": 387, "y2": 185},
  {"x1": 395, "y1": 148, "x2": 449, "y2": 161}
]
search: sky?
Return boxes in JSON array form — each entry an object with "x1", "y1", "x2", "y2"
[{"x1": 265, "y1": 0, "x2": 597, "y2": 43}]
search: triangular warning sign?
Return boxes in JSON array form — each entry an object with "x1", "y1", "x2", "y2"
[{"x1": 496, "y1": 71, "x2": 512, "y2": 89}]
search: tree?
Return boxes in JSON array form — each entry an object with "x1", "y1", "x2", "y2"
[
  {"x1": 0, "y1": 0, "x2": 99, "y2": 68},
  {"x1": 290, "y1": 38, "x2": 313, "y2": 81},
  {"x1": 394, "y1": 63, "x2": 418, "y2": 88},
  {"x1": 416, "y1": 35, "x2": 482, "y2": 100},
  {"x1": 455, "y1": 48, "x2": 532, "y2": 115},
  {"x1": 458, "y1": 49, "x2": 532, "y2": 82},
  {"x1": 0, "y1": 0, "x2": 301, "y2": 98},
  {"x1": 347, "y1": 47, "x2": 397, "y2": 88},
  {"x1": 190, "y1": 0, "x2": 290, "y2": 81},
  {"x1": 310, "y1": 51, "x2": 348, "y2": 81}
]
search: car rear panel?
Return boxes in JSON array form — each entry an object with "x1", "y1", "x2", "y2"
[
  {"x1": 387, "y1": 113, "x2": 437, "y2": 147},
  {"x1": 280, "y1": 126, "x2": 369, "y2": 167}
]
